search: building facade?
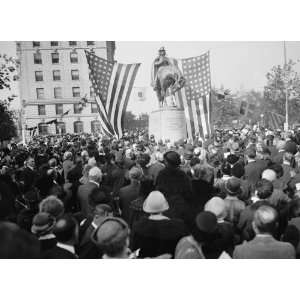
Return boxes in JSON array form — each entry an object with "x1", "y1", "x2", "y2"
[{"x1": 17, "y1": 41, "x2": 115, "y2": 138}]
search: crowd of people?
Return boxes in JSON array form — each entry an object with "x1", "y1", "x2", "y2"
[{"x1": 1, "y1": 126, "x2": 300, "y2": 259}]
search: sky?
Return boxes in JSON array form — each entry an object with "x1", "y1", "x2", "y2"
[{"x1": 2, "y1": 41, "x2": 300, "y2": 114}]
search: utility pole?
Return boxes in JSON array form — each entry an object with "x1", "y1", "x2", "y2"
[{"x1": 284, "y1": 41, "x2": 289, "y2": 131}]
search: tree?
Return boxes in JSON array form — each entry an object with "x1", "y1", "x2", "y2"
[
  {"x1": 0, "y1": 54, "x2": 19, "y2": 141},
  {"x1": 211, "y1": 87, "x2": 240, "y2": 127},
  {"x1": 264, "y1": 59, "x2": 300, "y2": 124},
  {"x1": 0, "y1": 102, "x2": 17, "y2": 141},
  {"x1": 123, "y1": 111, "x2": 149, "y2": 131},
  {"x1": 123, "y1": 111, "x2": 137, "y2": 131}
]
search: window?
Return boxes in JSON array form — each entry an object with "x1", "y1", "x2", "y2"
[
  {"x1": 55, "y1": 104, "x2": 63, "y2": 115},
  {"x1": 70, "y1": 52, "x2": 78, "y2": 63},
  {"x1": 35, "y1": 71, "x2": 43, "y2": 81},
  {"x1": 72, "y1": 87, "x2": 80, "y2": 97},
  {"x1": 91, "y1": 103, "x2": 98, "y2": 113},
  {"x1": 71, "y1": 69, "x2": 79, "y2": 80},
  {"x1": 38, "y1": 105, "x2": 46, "y2": 115},
  {"x1": 56, "y1": 122, "x2": 66, "y2": 134},
  {"x1": 69, "y1": 41, "x2": 77, "y2": 46},
  {"x1": 74, "y1": 121, "x2": 84, "y2": 133},
  {"x1": 87, "y1": 41, "x2": 95, "y2": 46},
  {"x1": 33, "y1": 41, "x2": 40, "y2": 47},
  {"x1": 34, "y1": 53, "x2": 42, "y2": 64},
  {"x1": 90, "y1": 86, "x2": 95, "y2": 98},
  {"x1": 91, "y1": 120, "x2": 101, "y2": 133},
  {"x1": 51, "y1": 52, "x2": 59, "y2": 64},
  {"x1": 51, "y1": 41, "x2": 58, "y2": 46},
  {"x1": 74, "y1": 103, "x2": 82, "y2": 114},
  {"x1": 53, "y1": 70, "x2": 61, "y2": 81},
  {"x1": 36, "y1": 88, "x2": 44, "y2": 99},
  {"x1": 54, "y1": 87, "x2": 62, "y2": 99},
  {"x1": 38, "y1": 123, "x2": 48, "y2": 135}
]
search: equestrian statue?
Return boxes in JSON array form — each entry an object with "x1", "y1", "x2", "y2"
[{"x1": 151, "y1": 47, "x2": 186, "y2": 107}]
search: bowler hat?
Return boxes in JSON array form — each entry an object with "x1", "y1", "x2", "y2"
[
  {"x1": 31, "y1": 212, "x2": 55, "y2": 236},
  {"x1": 164, "y1": 151, "x2": 181, "y2": 167},
  {"x1": 195, "y1": 211, "x2": 218, "y2": 234},
  {"x1": 91, "y1": 217, "x2": 129, "y2": 247}
]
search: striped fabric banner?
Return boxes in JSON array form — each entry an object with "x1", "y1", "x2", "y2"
[
  {"x1": 86, "y1": 51, "x2": 140, "y2": 138},
  {"x1": 266, "y1": 111, "x2": 285, "y2": 130},
  {"x1": 170, "y1": 52, "x2": 211, "y2": 140}
]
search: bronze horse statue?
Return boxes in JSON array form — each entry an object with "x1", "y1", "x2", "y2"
[{"x1": 153, "y1": 65, "x2": 186, "y2": 107}]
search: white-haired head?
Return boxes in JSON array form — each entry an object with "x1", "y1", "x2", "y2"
[{"x1": 88, "y1": 167, "x2": 102, "y2": 183}]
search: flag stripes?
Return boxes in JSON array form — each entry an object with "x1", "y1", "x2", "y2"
[
  {"x1": 171, "y1": 53, "x2": 211, "y2": 140},
  {"x1": 86, "y1": 51, "x2": 140, "y2": 138},
  {"x1": 266, "y1": 111, "x2": 285, "y2": 130}
]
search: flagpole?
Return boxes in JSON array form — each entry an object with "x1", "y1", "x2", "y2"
[{"x1": 284, "y1": 41, "x2": 289, "y2": 130}]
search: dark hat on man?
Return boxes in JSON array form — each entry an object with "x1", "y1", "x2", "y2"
[
  {"x1": 183, "y1": 150, "x2": 193, "y2": 160},
  {"x1": 231, "y1": 163, "x2": 245, "y2": 179},
  {"x1": 227, "y1": 154, "x2": 239, "y2": 165},
  {"x1": 225, "y1": 177, "x2": 241, "y2": 196},
  {"x1": 164, "y1": 151, "x2": 181, "y2": 167},
  {"x1": 196, "y1": 211, "x2": 218, "y2": 233},
  {"x1": 285, "y1": 141, "x2": 297, "y2": 155},
  {"x1": 31, "y1": 212, "x2": 56, "y2": 236}
]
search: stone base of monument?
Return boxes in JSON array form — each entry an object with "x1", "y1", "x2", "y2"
[{"x1": 149, "y1": 106, "x2": 187, "y2": 143}]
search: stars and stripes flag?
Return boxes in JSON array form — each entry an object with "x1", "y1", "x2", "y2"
[
  {"x1": 265, "y1": 111, "x2": 285, "y2": 130},
  {"x1": 169, "y1": 52, "x2": 211, "y2": 140},
  {"x1": 85, "y1": 50, "x2": 140, "y2": 138}
]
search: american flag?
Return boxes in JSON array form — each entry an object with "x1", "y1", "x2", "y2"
[
  {"x1": 85, "y1": 51, "x2": 140, "y2": 137},
  {"x1": 170, "y1": 52, "x2": 211, "y2": 140},
  {"x1": 266, "y1": 111, "x2": 285, "y2": 130}
]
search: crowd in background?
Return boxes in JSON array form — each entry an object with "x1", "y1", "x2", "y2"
[{"x1": 1, "y1": 126, "x2": 300, "y2": 258}]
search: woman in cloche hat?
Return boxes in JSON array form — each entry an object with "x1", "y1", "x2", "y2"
[{"x1": 131, "y1": 191, "x2": 187, "y2": 258}]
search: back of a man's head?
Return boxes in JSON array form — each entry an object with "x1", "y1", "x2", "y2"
[
  {"x1": 89, "y1": 188, "x2": 108, "y2": 208},
  {"x1": 255, "y1": 179, "x2": 274, "y2": 200},
  {"x1": 88, "y1": 167, "x2": 102, "y2": 183},
  {"x1": 39, "y1": 195, "x2": 64, "y2": 219},
  {"x1": 53, "y1": 215, "x2": 77, "y2": 244},
  {"x1": 0, "y1": 222, "x2": 40, "y2": 258},
  {"x1": 253, "y1": 205, "x2": 277, "y2": 235},
  {"x1": 246, "y1": 147, "x2": 256, "y2": 159}
]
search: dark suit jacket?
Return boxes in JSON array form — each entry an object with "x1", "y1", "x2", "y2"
[
  {"x1": 147, "y1": 162, "x2": 165, "y2": 184},
  {"x1": 233, "y1": 235, "x2": 295, "y2": 259},
  {"x1": 119, "y1": 182, "x2": 140, "y2": 224},
  {"x1": 131, "y1": 217, "x2": 187, "y2": 258},
  {"x1": 43, "y1": 246, "x2": 77, "y2": 259},
  {"x1": 77, "y1": 181, "x2": 98, "y2": 217},
  {"x1": 244, "y1": 160, "x2": 266, "y2": 191},
  {"x1": 22, "y1": 167, "x2": 37, "y2": 192},
  {"x1": 272, "y1": 151, "x2": 285, "y2": 165}
]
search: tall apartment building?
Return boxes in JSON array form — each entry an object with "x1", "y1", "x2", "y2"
[{"x1": 17, "y1": 41, "x2": 115, "y2": 138}]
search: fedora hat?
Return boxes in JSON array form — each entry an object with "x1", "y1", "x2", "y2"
[
  {"x1": 31, "y1": 212, "x2": 55, "y2": 236},
  {"x1": 143, "y1": 191, "x2": 169, "y2": 214},
  {"x1": 225, "y1": 177, "x2": 241, "y2": 196}
]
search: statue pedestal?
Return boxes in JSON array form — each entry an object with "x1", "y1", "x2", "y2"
[{"x1": 149, "y1": 106, "x2": 187, "y2": 143}]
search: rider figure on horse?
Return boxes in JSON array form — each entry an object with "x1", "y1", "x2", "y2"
[
  {"x1": 151, "y1": 47, "x2": 185, "y2": 107},
  {"x1": 151, "y1": 47, "x2": 172, "y2": 90}
]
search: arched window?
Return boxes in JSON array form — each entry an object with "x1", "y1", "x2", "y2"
[
  {"x1": 38, "y1": 123, "x2": 48, "y2": 135},
  {"x1": 74, "y1": 121, "x2": 84, "y2": 134},
  {"x1": 56, "y1": 122, "x2": 66, "y2": 134},
  {"x1": 91, "y1": 120, "x2": 101, "y2": 133}
]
